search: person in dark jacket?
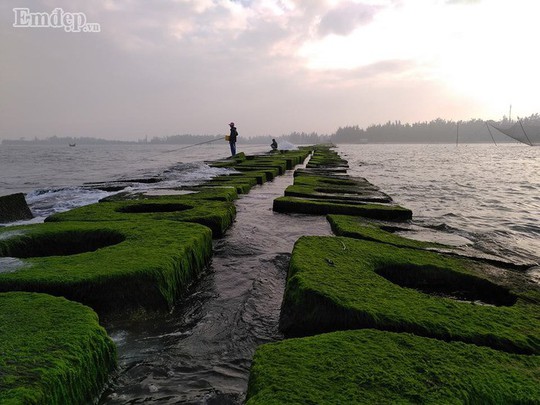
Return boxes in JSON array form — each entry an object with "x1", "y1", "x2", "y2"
[
  {"x1": 229, "y1": 122, "x2": 238, "y2": 156},
  {"x1": 271, "y1": 138, "x2": 278, "y2": 151}
]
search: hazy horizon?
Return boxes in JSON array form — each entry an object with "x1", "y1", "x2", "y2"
[{"x1": 1, "y1": 0, "x2": 538, "y2": 141}]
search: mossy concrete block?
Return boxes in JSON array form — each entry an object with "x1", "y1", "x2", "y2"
[
  {"x1": 273, "y1": 196, "x2": 412, "y2": 221},
  {"x1": 209, "y1": 152, "x2": 247, "y2": 167},
  {"x1": 100, "y1": 187, "x2": 239, "y2": 203},
  {"x1": 0, "y1": 292, "x2": 116, "y2": 404},
  {"x1": 46, "y1": 195, "x2": 236, "y2": 237},
  {"x1": 236, "y1": 161, "x2": 287, "y2": 175},
  {"x1": 327, "y1": 214, "x2": 445, "y2": 250},
  {"x1": 247, "y1": 329, "x2": 540, "y2": 404},
  {"x1": 280, "y1": 236, "x2": 540, "y2": 354},
  {"x1": 205, "y1": 177, "x2": 258, "y2": 194},
  {"x1": 212, "y1": 171, "x2": 267, "y2": 185},
  {"x1": 232, "y1": 167, "x2": 279, "y2": 181},
  {"x1": 0, "y1": 221, "x2": 212, "y2": 314},
  {"x1": 0, "y1": 193, "x2": 33, "y2": 223},
  {"x1": 284, "y1": 182, "x2": 392, "y2": 204},
  {"x1": 306, "y1": 149, "x2": 349, "y2": 169},
  {"x1": 285, "y1": 172, "x2": 392, "y2": 203}
]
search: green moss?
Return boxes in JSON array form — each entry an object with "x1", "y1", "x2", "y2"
[
  {"x1": 327, "y1": 214, "x2": 446, "y2": 249},
  {"x1": 284, "y1": 183, "x2": 392, "y2": 203},
  {"x1": 46, "y1": 195, "x2": 236, "y2": 238},
  {"x1": 209, "y1": 152, "x2": 247, "y2": 167},
  {"x1": 208, "y1": 172, "x2": 265, "y2": 186},
  {"x1": 0, "y1": 292, "x2": 116, "y2": 404},
  {"x1": 235, "y1": 160, "x2": 287, "y2": 175},
  {"x1": 281, "y1": 236, "x2": 540, "y2": 354},
  {"x1": 178, "y1": 187, "x2": 238, "y2": 202},
  {"x1": 247, "y1": 329, "x2": 540, "y2": 404},
  {"x1": 273, "y1": 196, "x2": 412, "y2": 221},
  {"x1": 305, "y1": 149, "x2": 349, "y2": 169},
  {"x1": 204, "y1": 177, "x2": 257, "y2": 194},
  {"x1": 232, "y1": 167, "x2": 279, "y2": 181},
  {"x1": 0, "y1": 221, "x2": 212, "y2": 314}
]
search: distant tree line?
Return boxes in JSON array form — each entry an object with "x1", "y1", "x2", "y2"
[
  {"x1": 3, "y1": 114, "x2": 538, "y2": 145},
  {"x1": 329, "y1": 114, "x2": 540, "y2": 144},
  {"x1": 1, "y1": 135, "x2": 134, "y2": 145}
]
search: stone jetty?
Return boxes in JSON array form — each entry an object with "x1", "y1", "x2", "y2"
[
  {"x1": 0, "y1": 149, "x2": 310, "y2": 404},
  {"x1": 245, "y1": 145, "x2": 540, "y2": 404}
]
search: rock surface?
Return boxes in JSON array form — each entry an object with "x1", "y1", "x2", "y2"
[{"x1": 0, "y1": 193, "x2": 33, "y2": 223}]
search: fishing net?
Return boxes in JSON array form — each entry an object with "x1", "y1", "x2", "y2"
[{"x1": 487, "y1": 121, "x2": 540, "y2": 146}]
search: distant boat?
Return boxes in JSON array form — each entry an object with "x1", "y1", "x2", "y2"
[{"x1": 69, "y1": 143, "x2": 76, "y2": 147}]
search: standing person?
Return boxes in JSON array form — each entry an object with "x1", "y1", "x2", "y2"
[{"x1": 229, "y1": 122, "x2": 238, "y2": 156}]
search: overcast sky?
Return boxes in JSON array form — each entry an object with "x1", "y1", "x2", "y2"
[{"x1": 1, "y1": 0, "x2": 538, "y2": 140}]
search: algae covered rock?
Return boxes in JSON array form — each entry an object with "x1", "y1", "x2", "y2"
[
  {"x1": 46, "y1": 194, "x2": 236, "y2": 238},
  {"x1": 280, "y1": 236, "x2": 540, "y2": 354},
  {"x1": 0, "y1": 292, "x2": 116, "y2": 404},
  {"x1": 327, "y1": 214, "x2": 445, "y2": 250},
  {"x1": 273, "y1": 196, "x2": 412, "y2": 221},
  {"x1": 247, "y1": 329, "x2": 540, "y2": 404},
  {"x1": 0, "y1": 220, "x2": 212, "y2": 314}
]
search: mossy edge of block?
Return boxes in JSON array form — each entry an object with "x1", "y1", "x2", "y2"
[
  {"x1": 45, "y1": 196, "x2": 236, "y2": 238},
  {"x1": 273, "y1": 196, "x2": 412, "y2": 221},
  {"x1": 280, "y1": 236, "x2": 540, "y2": 354},
  {"x1": 327, "y1": 214, "x2": 446, "y2": 250},
  {"x1": 0, "y1": 220, "x2": 213, "y2": 315},
  {"x1": 0, "y1": 292, "x2": 116, "y2": 404},
  {"x1": 246, "y1": 329, "x2": 540, "y2": 404}
]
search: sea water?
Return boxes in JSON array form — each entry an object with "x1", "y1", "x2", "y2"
[
  {"x1": 338, "y1": 143, "x2": 540, "y2": 263},
  {"x1": 1, "y1": 141, "x2": 538, "y2": 262}
]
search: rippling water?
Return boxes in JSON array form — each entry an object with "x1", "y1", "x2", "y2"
[
  {"x1": 339, "y1": 143, "x2": 540, "y2": 263},
  {"x1": 100, "y1": 174, "x2": 332, "y2": 403},
  {"x1": 0, "y1": 143, "x2": 269, "y2": 223}
]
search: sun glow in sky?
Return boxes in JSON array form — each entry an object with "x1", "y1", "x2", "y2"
[
  {"x1": 0, "y1": 0, "x2": 538, "y2": 139},
  {"x1": 300, "y1": 0, "x2": 540, "y2": 113}
]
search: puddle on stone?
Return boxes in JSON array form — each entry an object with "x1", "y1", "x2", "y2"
[
  {"x1": 0, "y1": 257, "x2": 28, "y2": 273},
  {"x1": 526, "y1": 266, "x2": 540, "y2": 285},
  {"x1": 0, "y1": 230, "x2": 26, "y2": 241},
  {"x1": 395, "y1": 229, "x2": 472, "y2": 246}
]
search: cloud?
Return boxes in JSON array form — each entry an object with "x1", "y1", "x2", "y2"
[
  {"x1": 446, "y1": 0, "x2": 481, "y2": 4},
  {"x1": 318, "y1": 2, "x2": 382, "y2": 36},
  {"x1": 1, "y1": 0, "x2": 537, "y2": 141}
]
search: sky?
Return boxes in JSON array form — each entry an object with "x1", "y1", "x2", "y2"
[{"x1": 1, "y1": 0, "x2": 539, "y2": 140}]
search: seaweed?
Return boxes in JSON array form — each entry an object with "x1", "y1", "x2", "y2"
[
  {"x1": 280, "y1": 236, "x2": 540, "y2": 354},
  {"x1": 0, "y1": 221, "x2": 213, "y2": 315},
  {"x1": 247, "y1": 329, "x2": 540, "y2": 404},
  {"x1": 0, "y1": 292, "x2": 116, "y2": 404}
]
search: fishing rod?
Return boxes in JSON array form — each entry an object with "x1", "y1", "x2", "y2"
[
  {"x1": 163, "y1": 136, "x2": 225, "y2": 153},
  {"x1": 138, "y1": 136, "x2": 227, "y2": 161}
]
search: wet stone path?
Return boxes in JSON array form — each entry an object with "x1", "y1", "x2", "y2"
[{"x1": 100, "y1": 166, "x2": 332, "y2": 404}]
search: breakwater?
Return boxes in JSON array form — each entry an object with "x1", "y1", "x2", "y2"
[
  {"x1": 0, "y1": 149, "x2": 316, "y2": 403},
  {"x1": 246, "y1": 146, "x2": 540, "y2": 404},
  {"x1": 1, "y1": 145, "x2": 539, "y2": 403}
]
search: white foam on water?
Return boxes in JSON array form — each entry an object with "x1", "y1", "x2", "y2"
[{"x1": 24, "y1": 186, "x2": 113, "y2": 221}]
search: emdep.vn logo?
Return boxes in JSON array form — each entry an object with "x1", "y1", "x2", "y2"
[{"x1": 13, "y1": 8, "x2": 101, "y2": 33}]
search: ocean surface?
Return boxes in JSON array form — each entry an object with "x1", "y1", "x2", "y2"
[
  {"x1": 1, "y1": 142, "x2": 537, "y2": 263},
  {"x1": 1, "y1": 141, "x2": 539, "y2": 403}
]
